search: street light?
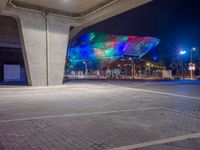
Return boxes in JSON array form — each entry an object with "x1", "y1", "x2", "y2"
[
  {"x1": 179, "y1": 50, "x2": 186, "y2": 79},
  {"x1": 117, "y1": 64, "x2": 121, "y2": 77},
  {"x1": 129, "y1": 57, "x2": 135, "y2": 78},
  {"x1": 179, "y1": 50, "x2": 186, "y2": 55},
  {"x1": 83, "y1": 61, "x2": 88, "y2": 76},
  {"x1": 191, "y1": 48, "x2": 196, "y2": 64},
  {"x1": 190, "y1": 47, "x2": 196, "y2": 79},
  {"x1": 146, "y1": 62, "x2": 151, "y2": 77},
  {"x1": 107, "y1": 57, "x2": 113, "y2": 78}
]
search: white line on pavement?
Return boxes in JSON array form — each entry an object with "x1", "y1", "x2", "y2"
[
  {"x1": 126, "y1": 87, "x2": 200, "y2": 100},
  {"x1": 0, "y1": 107, "x2": 162, "y2": 123},
  {"x1": 109, "y1": 132, "x2": 200, "y2": 150},
  {"x1": 100, "y1": 83, "x2": 200, "y2": 101},
  {"x1": 1, "y1": 83, "x2": 200, "y2": 101}
]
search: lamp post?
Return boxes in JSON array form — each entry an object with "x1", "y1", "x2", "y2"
[
  {"x1": 179, "y1": 50, "x2": 186, "y2": 79},
  {"x1": 107, "y1": 57, "x2": 113, "y2": 77},
  {"x1": 83, "y1": 61, "x2": 88, "y2": 76},
  {"x1": 190, "y1": 47, "x2": 196, "y2": 79},
  {"x1": 146, "y1": 62, "x2": 151, "y2": 77},
  {"x1": 117, "y1": 64, "x2": 121, "y2": 73},
  {"x1": 129, "y1": 57, "x2": 135, "y2": 78},
  {"x1": 151, "y1": 64, "x2": 154, "y2": 77}
]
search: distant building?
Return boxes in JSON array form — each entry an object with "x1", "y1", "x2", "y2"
[{"x1": 67, "y1": 32, "x2": 159, "y2": 71}]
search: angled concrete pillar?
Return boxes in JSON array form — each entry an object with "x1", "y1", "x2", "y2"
[
  {"x1": 47, "y1": 15, "x2": 70, "y2": 85},
  {"x1": 8, "y1": 9, "x2": 47, "y2": 86},
  {"x1": 2, "y1": 8, "x2": 71, "y2": 86}
]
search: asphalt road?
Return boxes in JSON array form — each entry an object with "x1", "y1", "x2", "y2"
[{"x1": 0, "y1": 79, "x2": 200, "y2": 150}]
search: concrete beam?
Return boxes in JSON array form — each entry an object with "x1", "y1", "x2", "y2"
[
  {"x1": 4, "y1": 0, "x2": 153, "y2": 40},
  {"x1": 0, "y1": 0, "x2": 8, "y2": 12},
  {"x1": 69, "y1": 0, "x2": 153, "y2": 40}
]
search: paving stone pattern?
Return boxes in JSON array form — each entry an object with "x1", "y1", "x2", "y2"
[{"x1": 0, "y1": 80, "x2": 200, "y2": 150}]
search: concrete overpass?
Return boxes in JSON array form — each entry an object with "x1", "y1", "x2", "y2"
[{"x1": 0, "y1": 0, "x2": 153, "y2": 86}]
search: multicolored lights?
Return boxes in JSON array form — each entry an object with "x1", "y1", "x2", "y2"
[{"x1": 68, "y1": 32, "x2": 159, "y2": 67}]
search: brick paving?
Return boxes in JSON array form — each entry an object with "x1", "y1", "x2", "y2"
[
  {"x1": 0, "y1": 80, "x2": 200, "y2": 150},
  {"x1": 0, "y1": 108, "x2": 200, "y2": 150},
  {"x1": 140, "y1": 138, "x2": 200, "y2": 150}
]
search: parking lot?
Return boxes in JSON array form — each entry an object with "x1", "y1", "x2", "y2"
[{"x1": 0, "y1": 79, "x2": 200, "y2": 150}]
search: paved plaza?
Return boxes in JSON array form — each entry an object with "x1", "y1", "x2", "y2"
[{"x1": 0, "y1": 80, "x2": 200, "y2": 150}]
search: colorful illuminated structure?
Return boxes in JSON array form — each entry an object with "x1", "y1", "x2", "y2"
[{"x1": 68, "y1": 32, "x2": 159, "y2": 70}]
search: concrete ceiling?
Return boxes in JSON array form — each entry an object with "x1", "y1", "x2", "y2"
[
  {"x1": 12, "y1": 0, "x2": 115, "y2": 17},
  {"x1": 0, "y1": 0, "x2": 153, "y2": 48},
  {"x1": 0, "y1": 0, "x2": 8, "y2": 11}
]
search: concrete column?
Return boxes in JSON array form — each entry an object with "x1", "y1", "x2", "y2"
[
  {"x1": 2, "y1": 8, "x2": 71, "y2": 86},
  {"x1": 16, "y1": 10, "x2": 47, "y2": 86},
  {"x1": 47, "y1": 15, "x2": 70, "y2": 85}
]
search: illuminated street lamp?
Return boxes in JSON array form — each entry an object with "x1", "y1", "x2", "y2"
[
  {"x1": 179, "y1": 50, "x2": 186, "y2": 55},
  {"x1": 83, "y1": 61, "x2": 88, "y2": 76},
  {"x1": 190, "y1": 47, "x2": 196, "y2": 79},
  {"x1": 129, "y1": 57, "x2": 135, "y2": 78},
  {"x1": 146, "y1": 62, "x2": 151, "y2": 77},
  {"x1": 118, "y1": 64, "x2": 121, "y2": 76},
  {"x1": 179, "y1": 50, "x2": 186, "y2": 79}
]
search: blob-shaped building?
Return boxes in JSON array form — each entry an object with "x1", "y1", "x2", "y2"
[{"x1": 68, "y1": 32, "x2": 159, "y2": 69}]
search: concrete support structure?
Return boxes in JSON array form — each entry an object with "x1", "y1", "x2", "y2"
[
  {"x1": 47, "y1": 15, "x2": 70, "y2": 85},
  {"x1": 1, "y1": 0, "x2": 153, "y2": 86},
  {"x1": 2, "y1": 8, "x2": 72, "y2": 86}
]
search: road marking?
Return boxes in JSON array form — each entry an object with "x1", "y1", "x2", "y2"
[
  {"x1": 0, "y1": 83, "x2": 200, "y2": 101},
  {"x1": 101, "y1": 83, "x2": 200, "y2": 100},
  {"x1": 0, "y1": 87, "x2": 111, "y2": 99},
  {"x1": 133, "y1": 81, "x2": 200, "y2": 86},
  {"x1": 0, "y1": 107, "x2": 162, "y2": 123},
  {"x1": 126, "y1": 87, "x2": 200, "y2": 100},
  {"x1": 109, "y1": 132, "x2": 200, "y2": 150}
]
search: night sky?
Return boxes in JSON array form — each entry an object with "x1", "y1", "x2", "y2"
[{"x1": 76, "y1": 0, "x2": 200, "y2": 60}]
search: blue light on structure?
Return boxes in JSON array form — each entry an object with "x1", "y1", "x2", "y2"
[{"x1": 68, "y1": 32, "x2": 160, "y2": 70}]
